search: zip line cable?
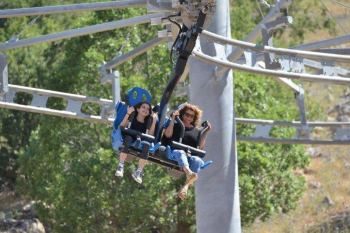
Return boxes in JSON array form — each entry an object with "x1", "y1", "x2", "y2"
[
  {"x1": 320, "y1": 0, "x2": 347, "y2": 34},
  {"x1": 329, "y1": 0, "x2": 350, "y2": 9},
  {"x1": 9, "y1": 15, "x2": 41, "y2": 42},
  {"x1": 256, "y1": 0, "x2": 265, "y2": 18}
]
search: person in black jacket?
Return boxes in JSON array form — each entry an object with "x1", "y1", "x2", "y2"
[
  {"x1": 162, "y1": 103, "x2": 211, "y2": 200},
  {"x1": 115, "y1": 101, "x2": 156, "y2": 184}
]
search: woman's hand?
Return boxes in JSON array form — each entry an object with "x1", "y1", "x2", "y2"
[
  {"x1": 127, "y1": 106, "x2": 135, "y2": 115},
  {"x1": 171, "y1": 110, "x2": 180, "y2": 120},
  {"x1": 152, "y1": 112, "x2": 158, "y2": 121},
  {"x1": 206, "y1": 121, "x2": 212, "y2": 131}
]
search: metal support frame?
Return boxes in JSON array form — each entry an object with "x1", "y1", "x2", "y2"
[
  {"x1": 192, "y1": 50, "x2": 350, "y2": 85},
  {"x1": 99, "y1": 69, "x2": 121, "y2": 116},
  {"x1": 112, "y1": 72, "x2": 121, "y2": 105},
  {"x1": 236, "y1": 117, "x2": 350, "y2": 144},
  {"x1": 215, "y1": 0, "x2": 292, "y2": 77},
  {"x1": 3, "y1": 90, "x2": 350, "y2": 145},
  {"x1": 314, "y1": 48, "x2": 350, "y2": 55},
  {"x1": 1, "y1": 84, "x2": 114, "y2": 123},
  {"x1": 0, "y1": 0, "x2": 147, "y2": 18},
  {"x1": 261, "y1": 16, "x2": 293, "y2": 69},
  {"x1": 0, "y1": 13, "x2": 165, "y2": 51},
  {"x1": 190, "y1": 0, "x2": 241, "y2": 232},
  {"x1": 260, "y1": 14, "x2": 308, "y2": 136},
  {"x1": 295, "y1": 34, "x2": 350, "y2": 51},
  {"x1": 2, "y1": 2, "x2": 350, "y2": 233},
  {"x1": 237, "y1": 53, "x2": 350, "y2": 78},
  {"x1": 201, "y1": 30, "x2": 350, "y2": 63},
  {"x1": 0, "y1": 54, "x2": 8, "y2": 99},
  {"x1": 103, "y1": 36, "x2": 167, "y2": 70}
]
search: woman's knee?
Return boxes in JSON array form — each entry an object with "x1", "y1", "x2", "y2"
[
  {"x1": 189, "y1": 156, "x2": 204, "y2": 173},
  {"x1": 173, "y1": 150, "x2": 189, "y2": 167}
]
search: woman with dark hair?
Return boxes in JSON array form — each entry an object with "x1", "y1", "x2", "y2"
[
  {"x1": 162, "y1": 103, "x2": 212, "y2": 200},
  {"x1": 115, "y1": 101, "x2": 156, "y2": 184}
]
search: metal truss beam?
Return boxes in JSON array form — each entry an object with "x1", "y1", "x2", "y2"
[
  {"x1": 236, "y1": 117, "x2": 350, "y2": 127},
  {"x1": 1, "y1": 84, "x2": 114, "y2": 124},
  {"x1": 314, "y1": 48, "x2": 350, "y2": 55},
  {"x1": 221, "y1": 0, "x2": 292, "y2": 66},
  {"x1": 3, "y1": 92, "x2": 350, "y2": 145},
  {"x1": 239, "y1": 53, "x2": 350, "y2": 78},
  {"x1": 103, "y1": 36, "x2": 166, "y2": 70},
  {"x1": 201, "y1": 30, "x2": 350, "y2": 63},
  {"x1": 237, "y1": 136, "x2": 350, "y2": 145},
  {"x1": 0, "y1": 13, "x2": 165, "y2": 51},
  {"x1": 295, "y1": 34, "x2": 350, "y2": 51},
  {"x1": 236, "y1": 117, "x2": 350, "y2": 145},
  {"x1": 0, "y1": 0, "x2": 147, "y2": 18},
  {"x1": 0, "y1": 54, "x2": 8, "y2": 96},
  {"x1": 192, "y1": 50, "x2": 350, "y2": 85},
  {"x1": 0, "y1": 101, "x2": 113, "y2": 124}
]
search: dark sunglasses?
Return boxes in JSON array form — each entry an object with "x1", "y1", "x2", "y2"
[{"x1": 184, "y1": 112, "x2": 195, "y2": 118}]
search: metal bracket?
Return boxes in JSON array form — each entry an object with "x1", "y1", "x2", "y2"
[
  {"x1": 261, "y1": 16, "x2": 293, "y2": 69},
  {"x1": 295, "y1": 88, "x2": 307, "y2": 122},
  {"x1": 253, "y1": 125, "x2": 272, "y2": 138},
  {"x1": 0, "y1": 54, "x2": 8, "y2": 99},
  {"x1": 31, "y1": 94, "x2": 48, "y2": 108},
  {"x1": 99, "y1": 67, "x2": 120, "y2": 107},
  {"x1": 321, "y1": 60, "x2": 337, "y2": 76},
  {"x1": 280, "y1": 56, "x2": 305, "y2": 73},
  {"x1": 334, "y1": 128, "x2": 350, "y2": 140}
]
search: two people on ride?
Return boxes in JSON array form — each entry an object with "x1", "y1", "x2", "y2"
[
  {"x1": 162, "y1": 103, "x2": 212, "y2": 200},
  {"x1": 113, "y1": 99, "x2": 212, "y2": 200},
  {"x1": 115, "y1": 101, "x2": 156, "y2": 184}
]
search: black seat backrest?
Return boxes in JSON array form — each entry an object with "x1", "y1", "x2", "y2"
[{"x1": 160, "y1": 116, "x2": 208, "y2": 158}]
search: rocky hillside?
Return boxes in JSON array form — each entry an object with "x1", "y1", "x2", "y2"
[{"x1": 0, "y1": 184, "x2": 45, "y2": 233}]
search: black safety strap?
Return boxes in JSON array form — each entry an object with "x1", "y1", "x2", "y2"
[{"x1": 155, "y1": 10, "x2": 207, "y2": 142}]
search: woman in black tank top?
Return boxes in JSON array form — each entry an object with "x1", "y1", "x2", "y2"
[
  {"x1": 115, "y1": 101, "x2": 156, "y2": 184},
  {"x1": 162, "y1": 103, "x2": 212, "y2": 200}
]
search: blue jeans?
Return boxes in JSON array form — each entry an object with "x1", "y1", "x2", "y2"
[{"x1": 171, "y1": 150, "x2": 204, "y2": 173}]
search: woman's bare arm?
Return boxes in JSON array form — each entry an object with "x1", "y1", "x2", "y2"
[{"x1": 120, "y1": 106, "x2": 134, "y2": 128}]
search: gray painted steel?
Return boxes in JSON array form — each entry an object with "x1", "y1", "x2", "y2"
[
  {"x1": 222, "y1": 0, "x2": 292, "y2": 65},
  {"x1": 201, "y1": 30, "x2": 350, "y2": 63},
  {"x1": 315, "y1": 48, "x2": 350, "y2": 55},
  {"x1": 0, "y1": 0, "x2": 147, "y2": 18},
  {"x1": 8, "y1": 84, "x2": 113, "y2": 103},
  {"x1": 235, "y1": 117, "x2": 350, "y2": 144},
  {"x1": 3, "y1": 86, "x2": 350, "y2": 145},
  {"x1": 192, "y1": 50, "x2": 350, "y2": 85},
  {"x1": 0, "y1": 54, "x2": 8, "y2": 96},
  {"x1": 104, "y1": 37, "x2": 166, "y2": 69},
  {"x1": 295, "y1": 34, "x2": 350, "y2": 51},
  {"x1": 189, "y1": 0, "x2": 241, "y2": 232},
  {"x1": 0, "y1": 101, "x2": 113, "y2": 124},
  {"x1": 1, "y1": 84, "x2": 114, "y2": 123},
  {"x1": 235, "y1": 117, "x2": 350, "y2": 127},
  {"x1": 236, "y1": 53, "x2": 350, "y2": 78},
  {"x1": 112, "y1": 71, "x2": 121, "y2": 105},
  {"x1": 238, "y1": 136, "x2": 350, "y2": 145},
  {"x1": 0, "y1": 13, "x2": 164, "y2": 51}
]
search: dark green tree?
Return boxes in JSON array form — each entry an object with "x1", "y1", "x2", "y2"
[{"x1": 0, "y1": 0, "x2": 337, "y2": 232}]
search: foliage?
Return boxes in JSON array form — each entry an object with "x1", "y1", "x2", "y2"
[
  {"x1": 0, "y1": 0, "x2": 336, "y2": 232},
  {"x1": 231, "y1": 0, "x2": 335, "y2": 225}
]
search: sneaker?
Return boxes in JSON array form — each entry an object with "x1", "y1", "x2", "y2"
[
  {"x1": 115, "y1": 165, "x2": 124, "y2": 177},
  {"x1": 132, "y1": 170, "x2": 142, "y2": 184}
]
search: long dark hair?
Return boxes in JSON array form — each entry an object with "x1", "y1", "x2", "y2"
[{"x1": 134, "y1": 101, "x2": 153, "y2": 123}]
